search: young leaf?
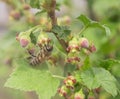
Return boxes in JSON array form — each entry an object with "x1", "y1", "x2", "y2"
[
  {"x1": 30, "y1": 0, "x2": 40, "y2": 8},
  {"x1": 80, "y1": 67, "x2": 118, "y2": 97},
  {"x1": 89, "y1": 22, "x2": 111, "y2": 36},
  {"x1": 77, "y1": 14, "x2": 111, "y2": 36},
  {"x1": 52, "y1": 25, "x2": 71, "y2": 40},
  {"x1": 25, "y1": 0, "x2": 43, "y2": 9},
  {"x1": 5, "y1": 60, "x2": 60, "y2": 99},
  {"x1": 77, "y1": 14, "x2": 91, "y2": 26},
  {"x1": 30, "y1": 32, "x2": 37, "y2": 44}
]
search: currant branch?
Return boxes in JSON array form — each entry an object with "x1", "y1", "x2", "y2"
[{"x1": 44, "y1": 0, "x2": 68, "y2": 52}]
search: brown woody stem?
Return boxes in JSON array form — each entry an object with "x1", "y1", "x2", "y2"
[{"x1": 47, "y1": 0, "x2": 68, "y2": 52}]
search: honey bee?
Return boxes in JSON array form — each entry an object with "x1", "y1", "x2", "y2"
[{"x1": 29, "y1": 44, "x2": 53, "y2": 65}]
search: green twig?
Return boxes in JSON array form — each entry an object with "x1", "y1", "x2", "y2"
[
  {"x1": 78, "y1": 25, "x2": 89, "y2": 36},
  {"x1": 52, "y1": 75, "x2": 65, "y2": 79}
]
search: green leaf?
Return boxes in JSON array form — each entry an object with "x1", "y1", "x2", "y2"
[
  {"x1": 30, "y1": 32, "x2": 37, "y2": 44},
  {"x1": 25, "y1": 0, "x2": 42, "y2": 9},
  {"x1": 5, "y1": 59, "x2": 60, "y2": 99},
  {"x1": 99, "y1": 59, "x2": 120, "y2": 70},
  {"x1": 30, "y1": 0, "x2": 40, "y2": 8},
  {"x1": 77, "y1": 14, "x2": 91, "y2": 26},
  {"x1": 77, "y1": 14, "x2": 111, "y2": 36},
  {"x1": 52, "y1": 25, "x2": 71, "y2": 40},
  {"x1": 75, "y1": 71, "x2": 82, "y2": 83},
  {"x1": 89, "y1": 22, "x2": 111, "y2": 36},
  {"x1": 81, "y1": 56, "x2": 90, "y2": 70},
  {"x1": 81, "y1": 68, "x2": 100, "y2": 89},
  {"x1": 80, "y1": 67, "x2": 118, "y2": 97}
]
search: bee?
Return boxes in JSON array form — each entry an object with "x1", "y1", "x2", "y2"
[{"x1": 29, "y1": 44, "x2": 53, "y2": 65}]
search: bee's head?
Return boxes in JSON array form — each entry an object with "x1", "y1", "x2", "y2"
[{"x1": 45, "y1": 44, "x2": 53, "y2": 52}]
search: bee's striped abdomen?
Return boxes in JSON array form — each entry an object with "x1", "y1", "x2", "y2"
[{"x1": 30, "y1": 44, "x2": 53, "y2": 65}]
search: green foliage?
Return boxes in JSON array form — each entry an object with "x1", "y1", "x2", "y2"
[
  {"x1": 80, "y1": 67, "x2": 118, "y2": 97},
  {"x1": 77, "y1": 14, "x2": 91, "y2": 26},
  {"x1": 52, "y1": 25, "x2": 71, "y2": 40},
  {"x1": 25, "y1": 0, "x2": 42, "y2": 9},
  {"x1": 93, "y1": 0, "x2": 120, "y2": 19},
  {"x1": 99, "y1": 59, "x2": 120, "y2": 70},
  {"x1": 30, "y1": 32, "x2": 37, "y2": 44},
  {"x1": 30, "y1": 0, "x2": 40, "y2": 8},
  {"x1": 5, "y1": 60, "x2": 60, "y2": 99},
  {"x1": 81, "y1": 56, "x2": 91, "y2": 71},
  {"x1": 2, "y1": 0, "x2": 120, "y2": 99},
  {"x1": 77, "y1": 14, "x2": 111, "y2": 36}
]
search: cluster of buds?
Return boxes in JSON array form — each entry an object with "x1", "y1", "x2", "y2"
[
  {"x1": 67, "y1": 37, "x2": 80, "y2": 53},
  {"x1": 16, "y1": 29, "x2": 53, "y2": 55},
  {"x1": 66, "y1": 37, "x2": 96, "y2": 64},
  {"x1": 67, "y1": 37, "x2": 96, "y2": 53},
  {"x1": 79, "y1": 37, "x2": 96, "y2": 53},
  {"x1": 66, "y1": 57, "x2": 80, "y2": 64},
  {"x1": 66, "y1": 37, "x2": 81, "y2": 64},
  {"x1": 64, "y1": 76, "x2": 76, "y2": 89},
  {"x1": 58, "y1": 85, "x2": 68, "y2": 97},
  {"x1": 58, "y1": 76, "x2": 76, "y2": 98}
]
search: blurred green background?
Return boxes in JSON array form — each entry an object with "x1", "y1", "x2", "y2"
[{"x1": 0, "y1": 0, "x2": 120, "y2": 99}]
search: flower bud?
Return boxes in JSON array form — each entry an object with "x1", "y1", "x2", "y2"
[
  {"x1": 74, "y1": 93, "x2": 83, "y2": 99},
  {"x1": 20, "y1": 38, "x2": 29, "y2": 47},
  {"x1": 64, "y1": 76, "x2": 76, "y2": 89},
  {"x1": 10, "y1": 10, "x2": 21, "y2": 20},
  {"x1": 58, "y1": 86, "x2": 68, "y2": 97},
  {"x1": 80, "y1": 38, "x2": 89, "y2": 49},
  {"x1": 23, "y1": 4, "x2": 30, "y2": 10},
  {"x1": 37, "y1": 32, "x2": 50, "y2": 46},
  {"x1": 74, "y1": 90, "x2": 85, "y2": 99},
  {"x1": 67, "y1": 37, "x2": 79, "y2": 53},
  {"x1": 66, "y1": 57, "x2": 80, "y2": 64},
  {"x1": 63, "y1": 16, "x2": 71, "y2": 25},
  {"x1": 20, "y1": 36, "x2": 30, "y2": 48},
  {"x1": 89, "y1": 44, "x2": 96, "y2": 52},
  {"x1": 67, "y1": 45, "x2": 79, "y2": 53}
]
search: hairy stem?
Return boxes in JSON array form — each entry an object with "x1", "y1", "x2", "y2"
[
  {"x1": 48, "y1": 0, "x2": 57, "y2": 26},
  {"x1": 47, "y1": 0, "x2": 68, "y2": 51}
]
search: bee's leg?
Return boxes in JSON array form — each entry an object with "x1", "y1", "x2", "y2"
[
  {"x1": 27, "y1": 49, "x2": 36, "y2": 57},
  {"x1": 27, "y1": 56, "x2": 33, "y2": 60}
]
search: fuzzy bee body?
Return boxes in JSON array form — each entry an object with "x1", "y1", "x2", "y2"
[{"x1": 30, "y1": 44, "x2": 53, "y2": 65}]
